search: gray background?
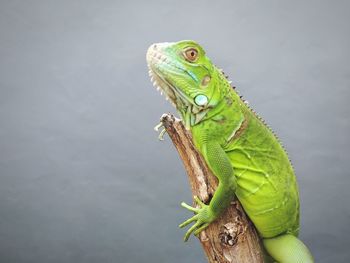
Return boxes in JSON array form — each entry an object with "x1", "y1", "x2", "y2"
[{"x1": 0, "y1": 0, "x2": 349, "y2": 262}]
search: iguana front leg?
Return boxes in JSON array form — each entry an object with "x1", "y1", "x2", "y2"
[{"x1": 179, "y1": 141, "x2": 237, "y2": 241}]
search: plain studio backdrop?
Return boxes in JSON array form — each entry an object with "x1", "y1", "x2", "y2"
[{"x1": 0, "y1": 1, "x2": 349, "y2": 262}]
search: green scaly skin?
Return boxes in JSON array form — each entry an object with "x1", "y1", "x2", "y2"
[{"x1": 146, "y1": 40, "x2": 314, "y2": 263}]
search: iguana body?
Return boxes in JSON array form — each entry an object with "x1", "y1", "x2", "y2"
[{"x1": 146, "y1": 40, "x2": 313, "y2": 263}]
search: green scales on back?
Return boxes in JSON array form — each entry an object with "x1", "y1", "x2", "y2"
[{"x1": 147, "y1": 40, "x2": 313, "y2": 263}]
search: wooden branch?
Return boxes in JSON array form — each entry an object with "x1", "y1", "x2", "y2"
[{"x1": 160, "y1": 113, "x2": 264, "y2": 263}]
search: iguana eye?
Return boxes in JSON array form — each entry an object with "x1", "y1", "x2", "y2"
[{"x1": 184, "y1": 48, "x2": 198, "y2": 62}]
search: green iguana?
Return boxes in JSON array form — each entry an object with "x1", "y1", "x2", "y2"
[{"x1": 146, "y1": 40, "x2": 314, "y2": 263}]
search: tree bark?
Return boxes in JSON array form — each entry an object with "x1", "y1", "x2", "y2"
[{"x1": 159, "y1": 113, "x2": 264, "y2": 263}]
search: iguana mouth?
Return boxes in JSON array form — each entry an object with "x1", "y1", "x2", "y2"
[{"x1": 146, "y1": 47, "x2": 191, "y2": 108}]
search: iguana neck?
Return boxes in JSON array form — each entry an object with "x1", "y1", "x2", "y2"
[{"x1": 178, "y1": 69, "x2": 237, "y2": 129}]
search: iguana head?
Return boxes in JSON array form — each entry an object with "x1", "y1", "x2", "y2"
[{"x1": 146, "y1": 40, "x2": 225, "y2": 129}]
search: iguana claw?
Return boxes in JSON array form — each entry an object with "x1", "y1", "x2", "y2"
[
  {"x1": 153, "y1": 122, "x2": 163, "y2": 131},
  {"x1": 154, "y1": 122, "x2": 167, "y2": 141},
  {"x1": 179, "y1": 196, "x2": 214, "y2": 241}
]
